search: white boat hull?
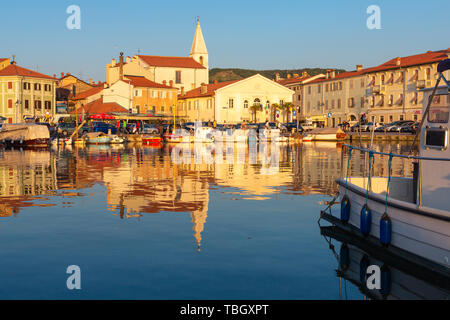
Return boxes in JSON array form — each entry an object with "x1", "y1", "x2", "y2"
[{"x1": 337, "y1": 178, "x2": 450, "y2": 269}]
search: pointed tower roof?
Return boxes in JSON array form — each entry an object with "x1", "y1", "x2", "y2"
[{"x1": 190, "y1": 21, "x2": 208, "y2": 55}]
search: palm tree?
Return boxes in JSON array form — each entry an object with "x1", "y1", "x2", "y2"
[
  {"x1": 283, "y1": 102, "x2": 295, "y2": 123},
  {"x1": 250, "y1": 103, "x2": 263, "y2": 123},
  {"x1": 271, "y1": 103, "x2": 280, "y2": 122}
]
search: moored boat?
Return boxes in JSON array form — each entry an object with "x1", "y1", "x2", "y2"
[
  {"x1": 0, "y1": 124, "x2": 50, "y2": 148},
  {"x1": 303, "y1": 127, "x2": 347, "y2": 142},
  {"x1": 321, "y1": 59, "x2": 450, "y2": 272},
  {"x1": 84, "y1": 132, "x2": 112, "y2": 144}
]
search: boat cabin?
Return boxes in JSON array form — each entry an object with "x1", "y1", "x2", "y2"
[{"x1": 419, "y1": 86, "x2": 450, "y2": 211}]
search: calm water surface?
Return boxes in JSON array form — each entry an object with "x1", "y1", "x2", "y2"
[{"x1": 0, "y1": 142, "x2": 445, "y2": 299}]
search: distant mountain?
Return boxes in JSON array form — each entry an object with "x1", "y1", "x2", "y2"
[{"x1": 209, "y1": 68, "x2": 347, "y2": 83}]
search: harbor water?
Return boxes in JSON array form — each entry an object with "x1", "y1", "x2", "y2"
[{"x1": 0, "y1": 142, "x2": 447, "y2": 299}]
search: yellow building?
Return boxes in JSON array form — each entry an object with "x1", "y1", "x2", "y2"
[
  {"x1": 178, "y1": 74, "x2": 294, "y2": 124},
  {"x1": 302, "y1": 66, "x2": 366, "y2": 127},
  {"x1": 0, "y1": 58, "x2": 10, "y2": 71},
  {"x1": 363, "y1": 49, "x2": 450, "y2": 124},
  {"x1": 0, "y1": 60, "x2": 57, "y2": 123}
]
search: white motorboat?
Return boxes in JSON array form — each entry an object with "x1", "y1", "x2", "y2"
[
  {"x1": 321, "y1": 59, "x2": 450, "y2": 272},
  {"x1": 303, "y1": 127, "x2": 347, "y2": 142}
]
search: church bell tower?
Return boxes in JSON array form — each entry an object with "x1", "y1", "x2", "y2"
[{"x1": 190, "y1": 19, "x2": 209, "y2": 69}]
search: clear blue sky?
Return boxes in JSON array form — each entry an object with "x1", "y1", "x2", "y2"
[{"x1": 1, "y1": 0, "x2": 449, "y2": 81}]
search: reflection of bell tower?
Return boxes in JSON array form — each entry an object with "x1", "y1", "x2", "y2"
[
  {"x1": 190, "y1": 19, "x2": 209, "y2": 69},
  {"x1": 190, "y1": 206, "x2": 208, "y2": 252}
]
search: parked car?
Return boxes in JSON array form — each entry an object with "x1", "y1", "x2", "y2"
[
  {"x1": 143, "y1": 124, "x2": 159, "y2": 134},
  {"x1": 360, "y1": 122, "x2": 373, "y2": 132},
  {"x1": 396, "y1": 122, "x2": 418, "y2": 133},
  {"x1": 93, "y1": 122, "x2": 118, "y2": 134},
  {"x1": 350, "y1": 123, "x2": 361, "y2": 132},
  {"x1": 367, "y1": 122, "x2": 383, "y2": 132},
  {"x1": 389, "y1": 121, "x2": 415, "y2": 132}
]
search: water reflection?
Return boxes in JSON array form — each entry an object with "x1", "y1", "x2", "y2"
[
  {"x1": 0, "y1": 142, "x2": 415, "y2": 250},
  {"x1": 321, "y1": 226, "x2": 450, "y2": 300}
]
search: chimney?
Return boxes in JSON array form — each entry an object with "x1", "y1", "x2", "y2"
[
  {"x1": 200, "y1": 83, "x2": 207, "y2": 94},
  {"x1": 119, "y1": 52, "x2": 124, "y2": 81},
  {"x1": 53, "y1": 74, "x2": 56, "y2": 79},
  {"x1": 169, "y1": 80, "x2": 173, "y2": 87},
  {"x1": 326, "y1": 69, "x2": 331, "y2": 79},
  {"x1": 180, "y1": 86, "x2": 185, "y2": 96},
  {"x1": 293, "y1": 73, "x2": 299, "y2": 78},
  {"x1": 61, "y1": 72, "x2": 65, "y2": 78},
  {"x1": 287, "y1": 74, "x2": 292, "y2": 79},
  {"x1": 302, "y1": 71, "x2": 308, "y2": 77},
  {"x1": 111, "y1": 58, "x2": 116, "y2": 65},
  {"x1": 356, "y1": 65, "x2": 363, "y2": 72},
  {"x1": 275, "y1": 73, "x2": 280, "y2": 81},
  {"x1": 89, "y1": 78, "x2": 93, "y2": 85},
  {"x1": 67, "y1": 72, "x2": 71, "y2": 76},
  {"x1": 396, "y1": 57, "x2": 401, "y2": 66},
  {"x1": 163, "y1": 80, "x2": 167, "y2": 86},
  {"x1": 331, "y1": 70, "x2": 336, "y2": 79},
  {"x1": 12, "y1": 55, "x2": 16, "y2": 64},
  {"x1": 97, "y1": 81, "x2": 101, "y2": 85}
]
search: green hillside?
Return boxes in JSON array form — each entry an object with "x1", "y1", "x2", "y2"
[{"x1": 209, "y1": 68, "x2": 347, "y2": 83}]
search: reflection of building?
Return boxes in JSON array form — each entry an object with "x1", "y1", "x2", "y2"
[{"x1": 0, "y1": 150, "x2": 57, "y2": 216}]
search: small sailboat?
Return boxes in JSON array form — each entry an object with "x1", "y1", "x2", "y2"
[{"x1": 321, "y1": 59, "x2": 450, "y2": 273}]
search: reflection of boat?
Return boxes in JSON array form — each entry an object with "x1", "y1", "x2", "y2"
[
  {"x1": 303, "y1": 127, "x2": 347, "y2": 142},
  {"x1": 194, "y1": 127, "x2": 214, "y2": 143},
  {"x1": 0, "y1": 124, "x2": 50, "y2": 147},
  {"x1": 322, "y1": 59, "x2": 450, "y2": 272},
  {"x1": 84, "y1": 132, "x2": 111, "y2": 144},
  {"x1": 321, "y1": 225, "x2": 450, "y2": 300},
  {"x1": 142, "y1": 135, "x2": 163, "y2": 148}
]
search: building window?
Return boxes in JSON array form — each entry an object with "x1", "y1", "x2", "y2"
[
  {"x1": 8, "y1": 99, "x2": 13, "y2": 108},
  {"x1": 244, "y1": 100, "x2": 248, "y2": 108},
  {"x1": 381, "y1": 74, "x2": 385, "y2": 84},
  {"x1": 360, "y1": 97, "x2": 365, "y2": 108},
  {"x1": 23, "y1": 82, "x2": 31, "y2": 90},
  {"x1": 414, "y1": 115, "x2": 418, "y2": 121},
  {"x1": 389, "y1": 95, "x2": 394, "y2": 105},
  {"x1": 348, "y1": 97, "x2": 354, "y2": 108},
  {"x1": 339, "y1": 82, "x2": 343, "y2": 90},
  {"x1": 8, "y1": 82, "x2": 12, "y2": 90},
  {"x1": 426, "y1": 68, "x2": 431, "y2": 80},
  {"x1": 380, "y1": 95, "x2": 384, "y2": 106},
  {"x1": 318, "y1": 84, "x2": 321, "y2": 93},
  {"x1": 380, "y1": 116, "x2": 384, "y2": 123},
  {"x1": 337, "y1": 99, "x2": 341, "y2": 109},
  {"x1": 35, "y1": 100, "x2": 42, "y2": 110},
  {"x1": 325, "y1": 84, "x2": 329, "y2": 92},
  {"x1": 25, "y1": 100, "x2": 29, "y2": 109},
  {"x1": 308, "y1": 86, "x2": 311, "y2": 94},
  {"x1": 161, "y1": 106, "x2": 165, "y2": 112},
  {"x1": 44, "y1": 101, "x2": 51, "y2": 110},
  {"x1": 228, "y1": 99, "x2": 234, "y2": 109},
  {"x1": 34, "y1": 83, "x2": 41, "y2": 91},
  {"x1": 399, "y1": 115, "x2": 404, "y2": 121},
  {"x1": 389, "y1": 115, "x2": 393, "y2": 122},
  {"x1": 325, "y1": 100, "x2": 328, "y2": 109},
  {"x1": 175, "y1": 71, "x2": 182, "y2": 84},
  {"x1": 399, "y1": 94, "x2": 403, "y2": 105}
]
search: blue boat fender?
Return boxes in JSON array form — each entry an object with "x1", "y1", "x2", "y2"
[
  {"x1": 339, "y1": 243, "x2": 350, "y2": 271},
  {"x1": 340, "y1": 195, "x2": 351, "y2": 223},
  {"x1": 360, "y1": 204, "x2": 372, "y2": 236},
  {"x1": 380, "y1": 214, "x2": 392, "y2": 246}
]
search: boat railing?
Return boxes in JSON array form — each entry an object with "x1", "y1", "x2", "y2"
[{"x1": 340, "y1": 144, "x2": 450, "y2": 208}]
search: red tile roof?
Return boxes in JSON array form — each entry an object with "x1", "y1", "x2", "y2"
[
  {"x1": 364, "y1": 49, "x2": 449, "y2": 73},
  {"x1": 0, "y1": 63, "x2": 55, "y2": 80},
  {"x1": 304, "y1": 69, "x2": 366, "y2": 85},
  {"x1": 179, "y1": 80, "x2": 239, "y2": 99},
  {"x1": 72, "y1": 85, "x2": 104, "y2": 100},
  {"x1": 70, "y1": 98, "x2": 127, "y2": 114},
  {"x1": 123, "y1": 76, "x2": 175, "y2": 89},
  {"x1": 0, "y1": 58, "x2": 9, "y2": 64},
  {"x1": 277, "y1": 75, "x2": 313, "y2": 85},
  {"x1": 137, "y1": 55, "x2": 206, "y2": 69}
]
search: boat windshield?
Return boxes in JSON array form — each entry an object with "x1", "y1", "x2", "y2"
[{"x1": 428, "y1": 94, "x2": 449, "y2": 123}]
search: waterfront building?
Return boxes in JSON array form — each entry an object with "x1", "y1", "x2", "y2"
[
  {"x1": 71, "y1": 85, "x2": 105, "y2": 114},
  {"x1": 70, "y1": 98, "x2": 127, "y2": 116},
  {"x1": 302, "y1": 66, "x2": 366, "y2": 127},
  {"x1": 106, "y1": 21, "x2": 209, "y2": 92},
  {"x1": 0, "y1": 59, "x2": 56, "y2": 123},
  {"x1": 277, "y1": 72, "x2": 326, "y2": 122},
  {"x1": 178, "y1": 74, "x2": 294, "y2": 124},
  {"x1": 0, "y1": 58, "x2": 10, "y2": 71},
  {"x1": 363, "y1": 49, "x2": 450, "y2": 124},
  {"x1": 103, "y1": 75, "x2": 178, "y2": 115}
]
